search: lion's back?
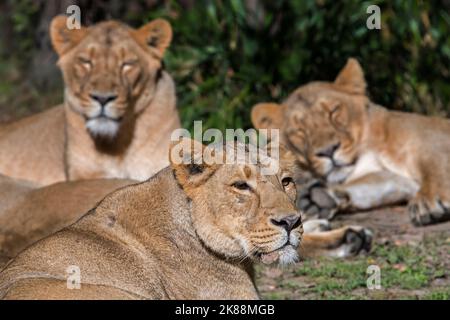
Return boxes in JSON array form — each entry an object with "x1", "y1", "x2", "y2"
[
  {"x1": 0, "y1": 106, "x2": 66, "y2": 186},
  {"x1": 0, "y1": 224, "x2": 159, "y2": 299}
]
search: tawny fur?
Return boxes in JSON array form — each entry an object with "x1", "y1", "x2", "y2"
[
  {"x1": 0, "y1": 139, "x2": 306, "y2": 299},
  {"x1": 0, "y1": 174, "x2": 133, "y2": 261},
  {"x1": 0, "y1": 144, "x2": 371, "y2": 273},
  {"x1": 0, "y1": 17, "x2": 180, "y2": 186},
  {"x1": 252, "y1": 58, "x2": 450, "y2": 226}
]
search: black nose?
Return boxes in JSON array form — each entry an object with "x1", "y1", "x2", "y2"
[
  {"x1": 271, "y1": 214, "x2": 302, "y2": 232},
  {"x1": 90, "y1": 93, "x2": 118, "y2": 106},
  {"x1": 316, "y1": 142, "x2": 340, "y2": 158}
]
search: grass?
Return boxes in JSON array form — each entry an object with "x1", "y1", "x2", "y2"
[{"x1": 257, "y1": 233, "x2": 450, "y2": 300}]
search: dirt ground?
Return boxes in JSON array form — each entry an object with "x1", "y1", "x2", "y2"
[{"x1": 257, "y1": 206, "x2": 450, "y2": 300}]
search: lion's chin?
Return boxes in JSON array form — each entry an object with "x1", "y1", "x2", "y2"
[
  {"x1": 259, "y1": 244, "x2": 299, "y2": 266},
  {"x1": 86, "y1": 117, "x2": 120, "y2": 140},
  {"x1": 326, "y1": 165, "x2": 355, "y2": 184}
]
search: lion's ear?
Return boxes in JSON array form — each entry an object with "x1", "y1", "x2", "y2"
[
  {"x1": 334, "y1": 58, "x2": 366, "y2": 95},
  {"x1": 134, "y1": 19, "x2": 172, "y2": 58},
  {"x1": 170, "y1": 138, "x2": 217, "y2": 191},
  {"x1": 251, "y1": 103, "x2": 284, "y2": 129},
  {"x1": 50, "y1": 15, "x2": 87, "y2": 56}
]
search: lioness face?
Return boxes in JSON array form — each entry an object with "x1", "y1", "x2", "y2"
[
  {"x1": 286, "y1": 88, "x2": 367, "y2": 184},
  {"x1": 171, "y1": 139, "x2": 303, "y2": 266},
  {"x1": 50, "y1": 16, "x2": 172, "y2": 139},
  {"x1": 252, "y1": 58, "x2": 369, "y2": 183}
]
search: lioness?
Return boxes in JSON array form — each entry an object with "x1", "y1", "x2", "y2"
[
  {"x1": 0, "y1": 139, "x2": 304, "y2": 299},
  {"x1": 0, "y1": 139, "x2": 373, "y2": 299},
  {"x1": 252, "y1": 58, "x2": 450, "y2": 226},
  {"x1": 0, "y1": 143, "x2": 370, "y2": 268},
  {"x1": 0, "y1": 16, "x2": 180, "y2": 186}
]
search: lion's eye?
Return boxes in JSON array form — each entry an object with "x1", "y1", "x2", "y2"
[
  {"x1": 231, "y1": 181, "x2": 251, "y2": 191},
  {"x1": 78, "y1": 57, "x2": 92, "y2": 68},
  {"x1": 282, "y1": 177, "x2": 294, "y2": 188},
  {"x1": 121, "y1": 60, "x2": 138, "y2": 71}
]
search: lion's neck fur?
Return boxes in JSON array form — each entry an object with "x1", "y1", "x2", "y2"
[
  {"x1": 64, "y1": 71, "x2": 181, "y2": 181},
  {"x1": 72, "y1": 167, "x2": 257, "y2": 299}
]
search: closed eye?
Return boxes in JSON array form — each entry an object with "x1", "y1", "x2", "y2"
[
  {"x1": 231, "y1": 181, "x2": 252, "y2": 191},
  {"x1": 122, "y1": 60, "x2": 138, "y2": 68},
  {"x1": 78, "y1": 57, "x2": 92, "y2": 66},
  {"x1": 315, "y1": 143, "x2": 340, "y2": 158}
]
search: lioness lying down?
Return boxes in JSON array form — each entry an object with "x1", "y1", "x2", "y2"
[
  {"x1": 0, "y1": 144, "x2": 370, "y2": 269},
  {"x1": 0, "y1": 16, "x2": 180, "y2": 186},
  {"x1": 0, "y1": 174, "x2": 134, "y2": 261},
  {"x1": 0, "y1": 139, "x2": 370, "y2": 299},
  {"x1": 252, "y1": 58, "x2": 450, "y2": 226}
]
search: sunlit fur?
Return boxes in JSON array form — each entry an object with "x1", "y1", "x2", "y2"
[
  {"x1": 252, "y1": 58, "x2": 450, "y2": 226},
  {"x1": 0, "y1": 140, "x2": 304, "y2": 299}
]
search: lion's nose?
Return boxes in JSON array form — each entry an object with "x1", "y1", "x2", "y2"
[
  {"x1": 271, "y1": 214, "x2": 302, "y2": 232},
  {"x1": 90, "y1": 93, "x2": 118, "y2": 107}
]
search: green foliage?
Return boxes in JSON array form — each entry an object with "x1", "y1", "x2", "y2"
[
  {"x1": 140, "y1": 0, "x2": 450, "y2": 131},
  {"x1": 8, "y1": 0, "x2": 40, "y2": 65},
  {"x1": 2, "y1": 1, "x2": 449, "y2": 129}
]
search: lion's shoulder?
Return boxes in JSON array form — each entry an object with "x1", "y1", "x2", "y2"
[
  {"x1": 0, "y1": 105, "x2": 64, "y2": 137},
  {"x1": 0, "y1": 106, "x2": 66, "y2": 185}
]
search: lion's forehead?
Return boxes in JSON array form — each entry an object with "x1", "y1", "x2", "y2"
[
  {"x1": 88, "y1": 21, "x2": 132, "y2": 41},
  {"x1": 207, "y1": 142, "x2": 278, "y2": 164},
  {"x1": 80, "y1": 42, "x2": 139, "y2": 60},
  {"x1": 75, "y1": 25, "x2": 142, "y2": 60}
]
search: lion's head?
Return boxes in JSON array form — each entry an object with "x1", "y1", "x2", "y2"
[
  {"x1": 50, "y1": 16, "x2": 172, "y2": 139},
  {"x1": 252, "y1": 58, "x2": 370, "y2": 183},
  {"x1": 170, "y1": 138, "x2": 303, "y2": 265}
]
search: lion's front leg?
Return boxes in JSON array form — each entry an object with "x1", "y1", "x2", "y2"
[
  {"x1": 298, "y1": 171, "x2": 418, "y2": 220},
  {"x1": 301, "y1": 224, "x2": 373, "y2": 259}
]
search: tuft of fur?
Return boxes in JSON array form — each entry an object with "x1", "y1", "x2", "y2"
[{"x1": 85, "y1": 118, "x2": 121, "y2": 140}]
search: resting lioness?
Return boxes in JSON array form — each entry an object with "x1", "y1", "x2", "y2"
[
  {"x1": 0, "y1": 139, "x2": 374, "y2": 299},
  {"x1": 0, "y1": 16, "x2": 180, "y2": 186},
  {"x1": 252, "y1": 58, "x2": 450, "y2": 226},
  {"x1": 0, "y1": 139, "x2": 305, "y2": 299},
  {"x1": 0, "y1": 142, "x2": 370, "y2": 272}
]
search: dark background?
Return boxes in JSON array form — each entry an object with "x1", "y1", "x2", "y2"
[{"x1": 0, "y1": 0, "x2": 449, "y2": 131}]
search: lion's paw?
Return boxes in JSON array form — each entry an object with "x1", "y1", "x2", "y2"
[
  {"x1": 296, "y1": 180, "x2": 342, "y2": 220},
  {"x1": 408, "y1": 194, "x2": 450, "y2": 226},
  {"x1": 340, "y1": 226, "x2": 373, "y2": 257}
]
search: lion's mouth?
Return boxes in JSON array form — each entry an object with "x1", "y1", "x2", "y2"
[
  {"x1": 258, "y1": 242, "x2": 298, "y2": 265},
  {"x1": 88, "y1": 115, "x2": 123, "y2": 122}
]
